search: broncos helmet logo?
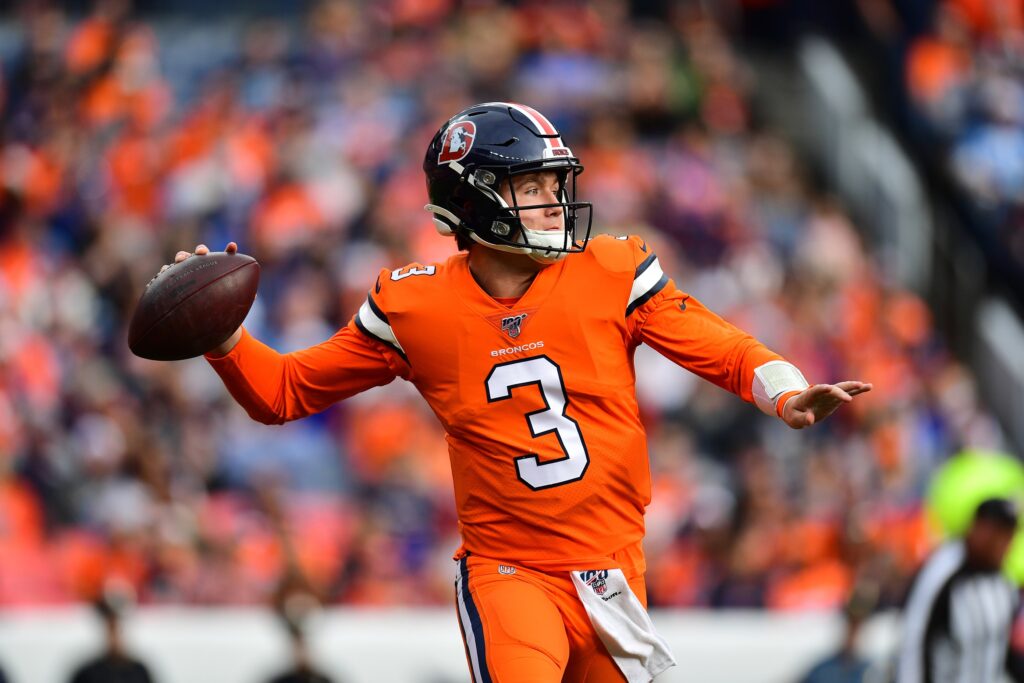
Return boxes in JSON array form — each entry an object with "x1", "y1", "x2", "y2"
[{"x1": 438, "y1": 121, "x2": 476, "y2": 164}]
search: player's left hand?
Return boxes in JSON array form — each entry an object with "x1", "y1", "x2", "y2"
[{"x1": 781, "y1": 381, "x2": 873, "y2": 429}]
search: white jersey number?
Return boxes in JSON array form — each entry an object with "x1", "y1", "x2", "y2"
[
  {"x1": 485, "y1": 356, "x2": 590, "y2": 490},
  {"x1": 390, "y1": 265, "x2": 436, "y2": 281}
]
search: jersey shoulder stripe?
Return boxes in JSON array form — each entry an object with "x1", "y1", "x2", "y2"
[
  {"x1": 627, "y1": 253, "x2": 668, "y2": 316},
  {"x1": 355, "y1": 294, "x2": 408, "y2": 362}
]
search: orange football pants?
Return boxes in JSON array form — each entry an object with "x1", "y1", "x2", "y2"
[{"x1": 455, "y1": 555, "x2": 647, "y2": 683}]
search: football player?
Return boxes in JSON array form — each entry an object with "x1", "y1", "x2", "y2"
[{"x1": 166, "y1": 102, "x2": 872, "y2": 682}]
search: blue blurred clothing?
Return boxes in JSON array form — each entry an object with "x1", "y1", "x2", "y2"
[{"x1": 799, "y1": 653, "x2": 872, "y2": 683}]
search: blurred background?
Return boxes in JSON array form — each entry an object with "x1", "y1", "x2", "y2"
[{"x1": 0, "y1": 0, "x2": 1023, "y2": 681}]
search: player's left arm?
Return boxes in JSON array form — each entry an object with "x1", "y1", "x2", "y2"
[{"x1": 625, "y1": 241, "x2": 870, "y2": 428}]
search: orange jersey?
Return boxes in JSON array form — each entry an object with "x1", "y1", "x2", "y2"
[{"x1": 207, "y1": 235, "x2": 793, "y2": 576}]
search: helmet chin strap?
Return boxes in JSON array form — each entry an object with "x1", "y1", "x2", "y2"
[
  {"x1": 520, "y1": 227, "x2": 571, "y2": 263},
  {"x1": 465, "y1": 230, "x2": 570, "y2": 263}
]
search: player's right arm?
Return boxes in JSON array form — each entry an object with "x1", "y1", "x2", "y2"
[
  {"x1": 204, "y1": 324, "x2": 403, "y2": 425},
  {"x1": 164, "y1": 244, "x2": 404, "y2": 425}
]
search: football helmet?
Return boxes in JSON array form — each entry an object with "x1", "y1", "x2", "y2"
[{"x1": 424, "y1": 102, "x2": 593, "y2": 263}]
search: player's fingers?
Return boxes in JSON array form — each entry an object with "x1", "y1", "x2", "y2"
[
  {"x1": 811, "y1": 383, "x2": 838, "y2": 396},
  {"x1": 835, "y1": 381, "x2": 872, "y2": 395},
  {"x1": 195, "y1": 244, "x2": 209, "y2": 255},
  {"x1": 148, "y1": 263, "x2": 170, "y2": 286},
  {"x1": 174, "y1": 250, "x2": 190, "y2": 262},
  {"x1": 814, "y1": 385, "x2": 852, "y2": 404},
  {"x1": 226, "y1": 241, "x2": 238, "y2": 253},
  {"x1": 832, "y1": 387, "x2": 853, "y2": 402},
  {"x1": 799, "y1": 384, "x2": 836, "y2": 408},
  {"x1": 794, "y1": 384, "x2": 821, "y2": 403}
]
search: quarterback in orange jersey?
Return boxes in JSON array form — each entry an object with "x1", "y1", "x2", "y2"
[{"x1": 165, "y1": 103, "x2": 871, "y2": 682}]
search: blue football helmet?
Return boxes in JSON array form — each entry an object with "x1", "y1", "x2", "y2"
[{"x1": 423, "y1": 102, "x2": 593, "y2": 263}]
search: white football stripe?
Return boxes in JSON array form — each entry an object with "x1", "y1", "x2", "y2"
[
  {"x1": 357, "y1": 300, "x2": 405, "y2": 354},
  {"x1": 479, "y1": 101, "x2": 563, "y2": 150},
  {"x1": 628, "y1": 258, "x2": 664, "y2": 307},
  {"x1": 456, "y1": 569, "x2": 485, "y2": 683}
]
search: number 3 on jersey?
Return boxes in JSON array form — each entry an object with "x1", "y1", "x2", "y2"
[{"x1": 485, "y1": 356, "x2": 590, "y2": 490}]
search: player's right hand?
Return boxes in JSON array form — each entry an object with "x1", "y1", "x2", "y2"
[
  {"x1": 153, "y1": 242, "x2": 244, "y2": 356},
  {"x1": 150, "y1": 241, "x2": 239, "y2": 283},
  {"x1": 164, "y1": 240, "x2": 238, "y2": 269}
]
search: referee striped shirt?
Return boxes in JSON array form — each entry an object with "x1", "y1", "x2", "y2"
[{"x1": 897, "y1": 540, "x2": 1020, "y2": 683}]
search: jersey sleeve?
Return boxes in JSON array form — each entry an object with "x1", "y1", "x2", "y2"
[
  {"x1": 205, "y1": 312, "x2": 406, "y2": 425},
  {"x1": 351, "y1": 270, "x2": 411, "y2": 367},
  {"x1": 623, "y1": 237, "x2": 805, "y2": 415}
]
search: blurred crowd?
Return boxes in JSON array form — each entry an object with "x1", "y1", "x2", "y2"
[
  {"x1": 0, "y1": 0, "x2": 1012, "y2": 615},
  {"x1": 899, "y1": 0, "x2": 1024, "y2": 274}
]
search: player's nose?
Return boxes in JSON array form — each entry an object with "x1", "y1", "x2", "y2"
[{"x1": 544, "y1": 198, "x2": 561, "y2": 216}]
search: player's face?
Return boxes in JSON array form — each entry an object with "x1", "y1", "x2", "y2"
[{"x1": 501, "y1": 171, "x2": 565, "y2": 233}]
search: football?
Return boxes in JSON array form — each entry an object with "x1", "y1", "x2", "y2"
[{"x1": 128, "y1": 251, "x2": 260, "y2": 361}]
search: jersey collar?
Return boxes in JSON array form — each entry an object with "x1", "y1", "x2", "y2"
[{"x1": 450, "y1": 252, "x2": 567, "y2": 319}]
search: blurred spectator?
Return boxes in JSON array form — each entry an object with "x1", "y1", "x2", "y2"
[
  {"x1": 263, "y1": 596, "x2": 336, "y2": 683},
  {"x1": 895, "y1": 0, "x2": 1024, "y2": 283},
  {"x1": 67, "y1": 583, "x2": 155, "y2": 683},
  {"x1": 795, "y1": 582, "x2": 884, "y2": 683},
  {"x1": 266, "y1": 555, "x2": 337, "y2": 683}
]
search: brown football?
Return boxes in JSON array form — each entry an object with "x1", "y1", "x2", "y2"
[{"x1": 128, "y1": 251, "x2": 259, "y2": 361}]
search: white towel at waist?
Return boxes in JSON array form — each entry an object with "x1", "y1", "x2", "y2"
[{"x1": 571, "y1": 568, "x2": 677, "y2": 682}]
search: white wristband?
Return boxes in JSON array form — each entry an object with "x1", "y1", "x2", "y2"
[{"x1": 752, "y1": 361, "x2": 809, "y2": 417}]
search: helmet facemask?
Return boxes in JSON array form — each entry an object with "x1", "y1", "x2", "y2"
[{"x1": 455, "y1": 160, "x2": 593, "y2": 264}]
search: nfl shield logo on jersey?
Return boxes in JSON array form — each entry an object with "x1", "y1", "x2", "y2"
[
  {"x1": 501, "y1": 313, "x2": 527, "y2": 339},
  {"x1": 582, "y1": 570, "x2": 609, "y2": 596}
]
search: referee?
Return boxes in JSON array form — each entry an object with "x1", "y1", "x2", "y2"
[{"x1": 897, "y1": 498, "x2": 1023, "y2": 683}]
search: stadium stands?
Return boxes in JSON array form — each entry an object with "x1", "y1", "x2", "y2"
[{"x1": 0, "y1": 0, "x2": 1010, "y2": 615}]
